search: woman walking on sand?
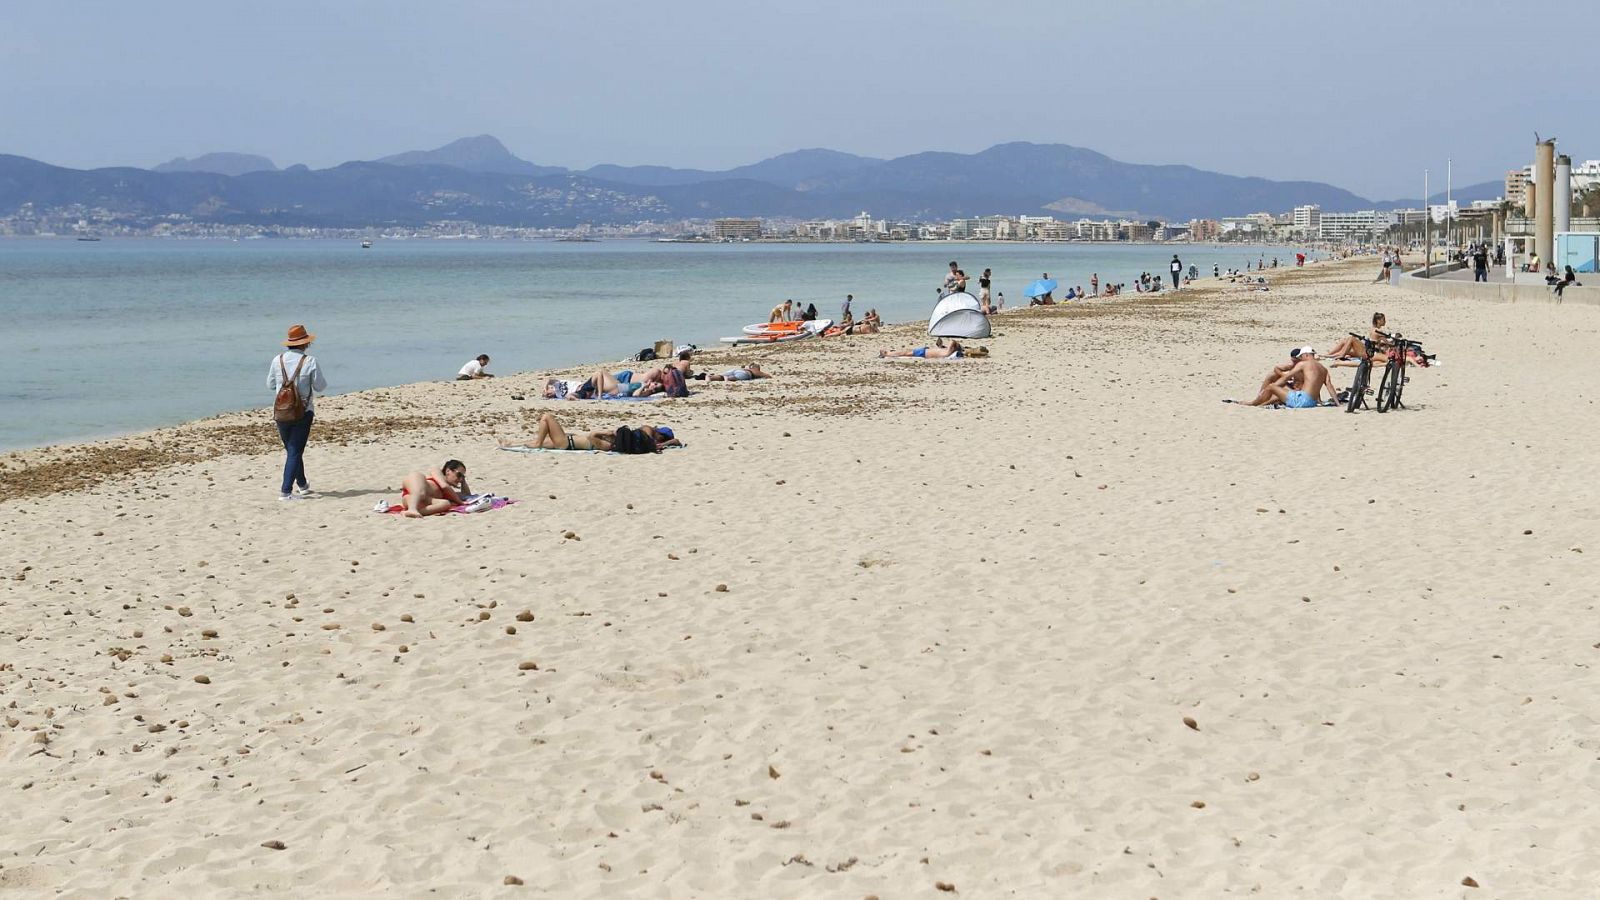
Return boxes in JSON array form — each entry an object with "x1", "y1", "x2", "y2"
[{"x1": 268, "y1": 324, "x2": 327, "y2": 501}]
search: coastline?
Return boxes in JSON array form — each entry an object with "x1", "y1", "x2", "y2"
[
  {"x1": 0, "y1": 260, "x2": 1300, "y2": 500},
  {"x1": 0, "y1": 238, "x2": 1303, "y2": 453},
  {"x1": 16, "y1": 254, "x2": 1600, "y2": 895}
]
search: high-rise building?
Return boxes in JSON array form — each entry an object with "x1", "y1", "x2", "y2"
[
  {"x1": 1292, "y1": 205, "x2": 1322, "y2": 233},
  {"x1": 711, "y1": 218, "x2": 763, "y2": 240},
  {"x1": 1505, "y1": 166, "x2": 1531, "y2": 207}
]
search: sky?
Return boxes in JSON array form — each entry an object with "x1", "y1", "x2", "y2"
[{"x1": 2, "y1": 0, "x2": 1591, "y2": 200}]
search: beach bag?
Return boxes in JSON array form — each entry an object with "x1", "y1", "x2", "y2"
[
  {"x1": 661, "y1": 367, "x2": 689, "y2": 398},
  {"x1": 273, "y1": 354, "x2": 307, "y2": 422},
  {"x1": 634, "y1": 348, "x2": 658, "y2": 362},
  {"x1": 612, "y1": 426, "x2": 656, "y2": 455}
]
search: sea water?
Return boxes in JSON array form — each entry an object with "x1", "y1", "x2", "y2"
[{"x1": 0, "y1": 239, "x2": 1298, "y2": 450}]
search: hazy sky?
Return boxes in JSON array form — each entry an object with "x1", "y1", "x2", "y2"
[{"x1": 2, "y1": 0, "x2": 1590, "y2": 199}]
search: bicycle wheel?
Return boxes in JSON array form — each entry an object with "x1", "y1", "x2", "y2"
[
  {"x1": 1345, "y1": 362, "x2": 1369, "y2": 413},
  {"x1": 1375, "y1": 361, "x2": 1400, "y2": 412}
]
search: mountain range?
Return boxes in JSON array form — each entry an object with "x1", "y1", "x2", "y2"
[{"x1": 0, "y1": 135, "x2": 1503, "y2": 229}]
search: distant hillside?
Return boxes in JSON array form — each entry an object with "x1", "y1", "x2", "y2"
[
  {"x1": 1371, "y1": 180, "x2": 1504, "y2": 209},
  {"x1": 3, "y1": 138, "x2": 1422, "y2": 228},
  {"x1": 582, "y1": 148, "x2": 885, "y2": 189},
  {"x1": 152, "y1": 152, "x2": 277, "y2": 176},
  {"x1": 797, "y1": 142, "x2": 1375, "y2": 221},
  {"x1": 376, "y1": 135, "x2": 564, "y2": 177}
]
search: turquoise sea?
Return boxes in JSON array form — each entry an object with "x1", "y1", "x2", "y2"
[{"x1": 0, "y1": 239, "x2": 1301, "y2": 450}]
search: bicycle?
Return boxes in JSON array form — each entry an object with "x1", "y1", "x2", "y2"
[
  {"x1": 1373, "y1": 331, "x2": 1433, "y2": 412},
  {"x1": 1343, "y1": 332, "x2": 1378, "y2": 413}
]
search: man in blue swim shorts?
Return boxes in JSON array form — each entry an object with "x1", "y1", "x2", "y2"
[{"x1": 1239, "y1": 347, "x2": 1339, "y2": 408}]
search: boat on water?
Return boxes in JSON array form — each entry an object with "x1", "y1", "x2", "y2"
[
  {"x1": 76, "y1": 236, "x2": 102, "y2": 242},
  {"x1": 361, "y1": 239, "x2": 373, "y2": 249}
]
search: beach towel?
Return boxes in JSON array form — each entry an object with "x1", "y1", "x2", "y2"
[
  {"x1": 375, "y1": 494, "x2": 517, "y2": 515},
  {"x1": 499, "y1": 444, "x2": 686, "y2": 456},
  {"x1": 881, "y1": 356, "x2": 974, "y2": 364}
]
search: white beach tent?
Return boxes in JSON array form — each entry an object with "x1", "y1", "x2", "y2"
[{"x1": 927, "y1": 291, "x2": 991, "y2": 338}]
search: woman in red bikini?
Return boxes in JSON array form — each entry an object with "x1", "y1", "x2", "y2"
[{"x1": 400, "y1": 460, "x2": 470, "y2": 518}]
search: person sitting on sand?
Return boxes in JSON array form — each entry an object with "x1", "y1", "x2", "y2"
[
  {"x1": 1230, "y1": 348, "x2": 1338, "y2": 408},
  {"x1": 880, "y1": 340, "x2": 964, "y2": 359},
  {"x1": 846, "y1": 309, "x2": 881, "y2": 334},
  {"x1": 400, "y1": 460, "x2": 470, "y2": 518},
  {"x1": 705, "y1": 362, "x2": 770, "y2": 381},
  {"x1": 456, "y1": 354, "x2": 494, "y2": 380},
  {"x1": 769, "y1": 300, "x2": 793, "y2": 323},
  {"x1": 499, "y1": 413, "x2": 680, "y2": 453},
  {"x1": 1325, "y1": 312, "x2": 1392, "y2": 366}
]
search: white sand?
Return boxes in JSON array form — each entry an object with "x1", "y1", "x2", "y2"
[{"x1": 3, "y1": 258, "x2": 1598, "y2": 896}]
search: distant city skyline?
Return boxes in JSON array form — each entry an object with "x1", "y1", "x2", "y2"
[{"x1": 3, "y1": 0, "x2": 1590, "y2": 198}]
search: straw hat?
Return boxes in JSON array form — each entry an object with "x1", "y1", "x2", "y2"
[{"x1": 283, "y1": 324, "x2": 315, "y2": 347}]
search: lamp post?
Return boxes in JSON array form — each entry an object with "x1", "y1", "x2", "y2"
[{"x1": 1424, "y1": 169, "x2": 1430, "y2": 277}]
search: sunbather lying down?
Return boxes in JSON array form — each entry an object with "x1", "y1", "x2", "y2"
[
  {"x1": 881, "y1": 340, "x2": 964, "y2": 359},
  {"x1": 543, "y1": 368, "x2": 656, "y2": 400},
  {"x1": 400, "y1": 460, "x2": 470, "y2": 517},
  {"x1": 498, "y1": 412, "x2": 681, "y2": 453},
  {"x1": 704, "y1": 362, "x2": 770, "y2": 381}
]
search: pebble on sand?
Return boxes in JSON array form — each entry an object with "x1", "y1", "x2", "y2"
[
  {"x1": 504, "y1": 875, "x2": 524, "y2": 886},
  {"x1": 1183, "y1": 716, "x2": 1199, "y2": 731},
  {"x1": 1462, "y1": 876, "x2": 1480, "y2": 887},
  {"x1": 515, "y1": 610, "x2": 534, "y2": 622},
  {"x1": 261, "y1": 840, "x2": 286, "y2": 850},
  {"x1": 193, "y1": 675, "x2": 211, "y2": 684},
  {"x1": 715, "y1": 584, "x2": 729, "y2": 593},
  {"x1": 519, "y1": 661, "x2": 539, "y2": 671}
]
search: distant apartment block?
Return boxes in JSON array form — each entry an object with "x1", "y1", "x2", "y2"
[
  {"x1": 1317, "y1": 210, "x2": 1392, "y2": 241},
  {"x1": 1292, "y1": 204, "x2": 1321, "y2": 233},
  {"x1": 711, "y1": 218, "x2": 763, "y2": 240},
  {"x1": 1505, "y1": 167, "x2": 1531, "y2": 207}
]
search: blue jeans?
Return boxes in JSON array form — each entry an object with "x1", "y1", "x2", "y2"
[{"x1": 275, "y1": 411, "x2": 314, "y2": 494}]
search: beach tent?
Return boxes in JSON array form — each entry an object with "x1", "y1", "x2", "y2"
[{"x1": 928, "y1": 291, "x2": 991, "y2": 338}]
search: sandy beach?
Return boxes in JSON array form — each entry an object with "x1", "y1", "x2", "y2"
[{"x1": 4, "y1": 257, "x2": 1599, "y2": 897}]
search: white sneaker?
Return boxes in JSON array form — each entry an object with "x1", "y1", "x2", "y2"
[
  {"x1": 294, "y1": 485, "x2": 317, "y2": 498},
  {"x1": 278, "y1": 493, "x2": 301, "y2": 502}
]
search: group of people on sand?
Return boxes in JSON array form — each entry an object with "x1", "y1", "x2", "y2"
[
  {"x1": 1230, "y1": 311, "x2": 1427, "y2": 409},
  {"x1": 767, "y1": 296, "x2": 883, "y2": 334},
  {"x1": 266, "y1": 323, "x2": 692, "y2": 517}
]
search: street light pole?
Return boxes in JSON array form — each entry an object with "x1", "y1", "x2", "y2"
[{"x1": 1424, "y1": 169, "x2": 1430, "y2": 277}]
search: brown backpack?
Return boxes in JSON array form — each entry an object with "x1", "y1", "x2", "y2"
[{"x1": 274, "y1": 354, "x2": 308, "y2": 422}]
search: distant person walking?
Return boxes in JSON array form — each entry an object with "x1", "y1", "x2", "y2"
[
  {"x1": 1090, "y1": 273, "x2": 1099, "y2": 296},
  {"x1": 1169, "y1": 255, "x2": 1182, "y2": 290},
  {"x1": 978, "y1": 268, "x2": 992, "y2": 312},
  {"x1": 268, "y1": 324, "x2": 327, "y2": 501},
  {"x1": 1472, "y1": 244, "x2": 1489, "y2": 282},
  {"x1": 841, "y1": 293, "x2": 853, "y2": 323}
]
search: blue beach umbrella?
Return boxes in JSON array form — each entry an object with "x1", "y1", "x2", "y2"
[{"x1": 1024, "y1": 278, "x2": 1058, "y2": 298}]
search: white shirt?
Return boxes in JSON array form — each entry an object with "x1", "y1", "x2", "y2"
[
  {"x1": 458, "y1": 359, "x2": 487, "y2": 378},
  {"x1": 267, "y1": 349, "x2": 327, "y2": 413}
]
